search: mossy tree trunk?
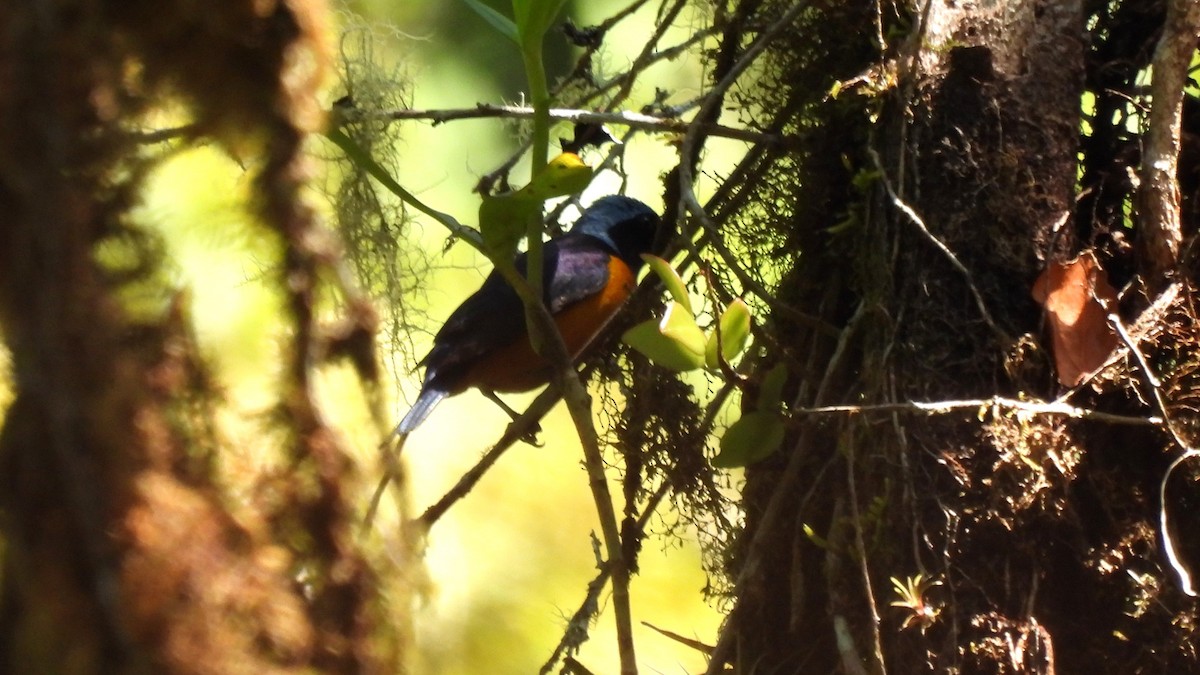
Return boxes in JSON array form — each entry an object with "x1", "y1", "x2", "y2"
[{"x1": 707, "y1": 1, "x2": 1200, "y2": 672}]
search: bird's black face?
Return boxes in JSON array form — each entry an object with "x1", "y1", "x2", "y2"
[
  {"x1": 572, "y1": 195, "x2": 664, "y2": 270},
  {"x1": 603, "y1": 211, "x2": 661, "y2": 270}
]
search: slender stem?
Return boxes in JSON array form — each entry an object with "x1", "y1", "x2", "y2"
[
  {"x1": 416, "y1": 386, "x2": 561, "y2": 529},
  {"x1": 323, "y1": 128, "x2": 481, "y2": 246},
  {"x1": 845, "y1": 433, "x2": 886, "y2": 674},
  {"x1": 540, "y1": 482, "x2": 671, "y2": 673},
  {"x1": 520, "y1": 19, "x2": 637, "y2": 675},
  {"x1": 867, "y1": 148, "x2": 1009, "y2": 344},
  {"x1": 524, "y1": 56, "x2": 552, "y2": 175},
  {"x1": 522, "y1": 40, "x2": 551, "y2": 317}
]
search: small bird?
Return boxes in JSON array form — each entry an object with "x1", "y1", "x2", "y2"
[{"x1": 397, "y1": 195, "x2": 661, "y2": 435}]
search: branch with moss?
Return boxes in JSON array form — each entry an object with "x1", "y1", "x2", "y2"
[
  {"x1": 664, "y1": 4, "x2": 822, "y2": 672},
  {"x1": 674, "y1": 0, "x2": 822, "y2": 341}
]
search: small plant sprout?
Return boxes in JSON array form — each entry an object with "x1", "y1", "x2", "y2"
[{"x1": 890, "y1": 573, "x2": 943, "y2": 632}]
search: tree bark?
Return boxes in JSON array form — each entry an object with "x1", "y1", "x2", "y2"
[
  {"x1": 1138, "y1": 0, "x2": 1200, "y2": 280},
  {"x1": 719, "y1": 0, "x2": 1107, "y2": 671}
]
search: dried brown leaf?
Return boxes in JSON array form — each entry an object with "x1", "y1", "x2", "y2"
[{"x1": 1032, "y1": 251, "x2": 1119, "y2": 386}]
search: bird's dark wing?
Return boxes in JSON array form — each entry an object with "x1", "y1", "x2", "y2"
[
  {"x1": 541, "y1": 234, "x2": 614, "y2": 312},
  {"x1": 418, "y1": 234, "x2": 612, "y2": 393}
]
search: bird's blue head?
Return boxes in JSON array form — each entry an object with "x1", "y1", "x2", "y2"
[{"x1": 571, "y1": 195, "x2": 662, "y2": 270}]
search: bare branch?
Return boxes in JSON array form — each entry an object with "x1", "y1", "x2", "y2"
[
  {"x1": 1160, "y1": 451, "x2": 1200, "y2": 596},
  {"x1": 678, "y1": 0, "x2": 814, "y2": 205},
  {"x1": 411, "y1": 385, "x2": 560, "y2": 529},
  {"x1": 792, "y1": 396, "x2": 1163, "y2": 427},
  {"x1": 1106, "y1": 310, "x2": 1200, "y2": 598},
  {"x1": 1106, "y1": 312, "x2": 1189, "y2": 447},
  {"x1": 539, "y1": 483, "x2": 671, "y2": 674},
  {"x1": 357, "y1": 104, "x2": 796, "y2": 147},
  {"x1": 833, "y1": 614, "x2": 872, "y2": 675},
  {"x1": 845, "y1": 436, "x2": 886, "y2": 675},
  {"x1": 555, "y1": 361, "x2": 639, "y2": 675}
]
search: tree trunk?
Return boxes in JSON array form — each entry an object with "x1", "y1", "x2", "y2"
[{"x1": 711, "y1": 0, "x2": 1200, "y2": 672}]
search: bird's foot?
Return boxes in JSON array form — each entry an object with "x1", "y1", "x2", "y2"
[
  {"x1": 483, "y1": 390, "x2": 543, "y2": 446},
  {"x1": 511, "y1": 420, "x2": 544, "y2": 447}
]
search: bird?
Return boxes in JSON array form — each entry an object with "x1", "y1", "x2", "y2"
[{"x1": 396, "y1": 195, "x2": 661, "y2": 435}]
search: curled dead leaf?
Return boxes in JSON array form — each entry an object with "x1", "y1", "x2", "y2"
[{"x1": 1031, "y1": 251, "x2": 1119, "y2": 386}]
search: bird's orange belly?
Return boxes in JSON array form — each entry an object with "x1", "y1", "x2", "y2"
[{"x1": 465, "y1": 256, "x2": 636, "y2": 393}]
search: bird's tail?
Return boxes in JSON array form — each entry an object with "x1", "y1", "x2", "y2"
[{"x1": 397, "y1": 388, "x2": 448, "y2": 435}]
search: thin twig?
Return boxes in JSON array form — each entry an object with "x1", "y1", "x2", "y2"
[
  {"x1": 1053, "y1": 282, "x2": 1181, "y2": 403},
  {"x1": 1107, "y1": 310, "x2": 1200, "y2": 597},
  {"x1": 539, "y1": 482, "x2": 672, "y2": 674},
  {"x1": 811, "y1": 300, "x2": 869, "y2": 407},
  {"x1": 362, "y1": 432, "x2": 408, "y2": 531},
  {"x1": 1107, "y1": 314, "x2": 1186, "y2": 444},
  {"x1": 675, "y1": 0, "x2": 823, "y2": 375},
  {"x1": 826, "y1": 494, "x2": 871, "y2": 675},
  {"x1": 867, "y1": 147, "x2": 1010, "y2": 344},
  {"x1": 792, "y1": 396, "x2": 1162, "y2": 427},
  {"x1": 416, "y1": 386, "x2": 562, "y2": 529},
  {"x1": 695, "y1": 215, "x2": 838, "y2": 337},
  {"x1": 1159, "y1": 450, "x2": 1199, "y2": 596},
  {"x1": 324, "y1": 127, "x2": 481, "y2": 245},
  {"x1": 471, "y1": 17, "x2": 717, "y2": 192},
  {"x1": 845, "y1": 429, "x2": 886, "y2": 674},
  {"x1": 609, "y1": 0, "x2": 691, "y2": 107},
  {"x1": 561, "y1": 364, "x2": 638, "y2": 675},
  {"x1": 677, "y1": 0, "x2": 814, "y2": 227},
  {"x1": 640, "y1": 621, "x2": 713, "y2": 654},
  {"x1": 555, "y1": 0, "x2": 655, "y2": 99},
  {"x1": 356, "y1": 104, "x2": 795, "y2": 146}
]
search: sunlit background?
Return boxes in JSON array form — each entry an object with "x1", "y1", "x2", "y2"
[{"x1": 1, "y1": 2, "x2": 747, "y2": 673}]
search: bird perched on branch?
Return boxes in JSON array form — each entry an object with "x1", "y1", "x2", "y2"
[{"x1": 396, "y1": 195, "x2": 661, "y2": 435}]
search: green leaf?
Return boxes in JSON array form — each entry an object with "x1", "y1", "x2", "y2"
[
  {"x1": 513, "y1": 0, "x2": 568, "y2": 51},
  {"x1": 641, "y1": 255, "x2": 692, "y2": 315},
  {"x1": 802, "y1": 523, "x2": 830, "y2": 549},
  {"x1": 460, "y1": 0, "x2": 520, "y2": 43},
  {"x1": 621, "y1": 320, "x2": 704, "y2": 372},
  {"x1": 712, "y1": 411, "x2": 785, "y2": 468},
  {"x1": 757, "y1": 363, "x2": 788, "y2": 410},
  {"x1": 704, "y1": 298, "x2": 752, "y2": 369},
  {"x1": 477, "y1": 152, "x2": 593, "y2": 258},
  {"x1": 621, "y1": 302, "x2": 707, "y2": 372},
  {"x1": 479, "y1": 190, "x2": 537, "y2": 259},
  {"x1": 659, "y1": 301, "x2": 706, "y2": 357},
  {"x1": 524, "y1": 152, "x2": 593, "y2": 200},
  {"x1": 512, "y1": 0, "x2": 531, "y2": 23}
]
